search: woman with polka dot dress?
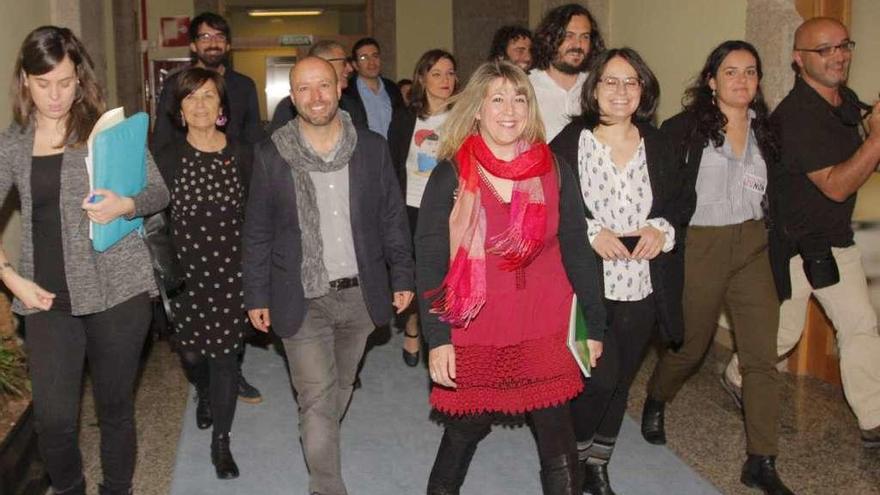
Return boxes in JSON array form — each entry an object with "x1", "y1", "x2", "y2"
[{"x1": 155, "y1": 67, "x2": 252, "y2": 479}]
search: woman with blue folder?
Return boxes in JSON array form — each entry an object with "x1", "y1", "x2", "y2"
[{"x1": 0, "y1": 27, "x2": 169, "y2": 495}]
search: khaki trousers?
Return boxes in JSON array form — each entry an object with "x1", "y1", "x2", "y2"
[
  {"x1": 779, "y1": 245, "x2": 880, "y2": 430},
  {"x1": 648, "y1": 220, "x2": 781, "y2": 455}
]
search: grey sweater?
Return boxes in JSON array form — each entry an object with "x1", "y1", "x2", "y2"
[{"x1": 0, "y1": 123, "x2": 170, "y2": 316}]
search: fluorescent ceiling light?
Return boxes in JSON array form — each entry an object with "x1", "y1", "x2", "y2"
[{"x1": 248, "y1": 9, "x2": 324, "y2": 17}]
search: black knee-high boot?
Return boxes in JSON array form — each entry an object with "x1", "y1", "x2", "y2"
[
  {"x1": 427, "y1": 424, "x2": 490, "y2": 495},
  {"x1": 540, "y1": 452, "x2": 579, "y2": 495}
]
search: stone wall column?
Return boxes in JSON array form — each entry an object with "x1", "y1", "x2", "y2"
[
  {"x1": 453, "y1": 0, "x2": 530, "y2": 80},
  {"x1": 746, "y1": 0, "x2": 803, "y2": 109}
]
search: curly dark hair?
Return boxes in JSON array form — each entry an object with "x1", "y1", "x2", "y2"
[
  {"x1": 487, "y1": 25, "x2": 532, "y2": 61},
  {"x1": 188, "y1": 12, "x2": 231, "y2": 42},
  {"x1": 681, "y1": 40, "x2": 777, "y2": 163},
  {"x1": 532, "y1": 3, "x2": 604, "y2": 71},
  {"x1": 578, "y1": 47, "x2": 659, "y2": 128}
]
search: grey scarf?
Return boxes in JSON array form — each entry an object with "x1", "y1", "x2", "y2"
[{"x1": 272, "y1": 111, "x2": 357, "y2": 298}]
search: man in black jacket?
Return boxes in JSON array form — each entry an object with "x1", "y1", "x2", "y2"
[
  {"x1": 344, "y1": 37, "x2": 404, "y2": 138},
  {"x1": 151, "y1": 12, "x2": 264, "y2": 152},
  {"x1": 243, "y1": 57, "x2": 414, "y2": 495}
]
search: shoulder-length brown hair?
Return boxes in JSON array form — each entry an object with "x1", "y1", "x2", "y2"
[
  {"x1": 409, "y1": 49, "x2": 458, "y2": 119},
  {"x1": 12, "y1": 26, "x2": 105, "y2": 147},
  {"x1": 438, "y1": 61, "x2": 545, "y2": 161}
]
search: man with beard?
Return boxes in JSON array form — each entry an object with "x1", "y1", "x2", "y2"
[
  {"x1": 243, "y1": 57, "x2": 414, "y2": 495},
  {"x1": 151, "y1": 12, "x2": 263, "y2": 152},
  {"x1": 268, "y1": 40, "x2": 366, "y2": 132},
  {"x1": 151, "y1": 12, "x2": 265, "y2": 404},
  {"x1": 723, "y1": 17, "x2": 880, "y2": 454},
  {"x1": 530, "y1": 3, "x2": 605, "y2": 141},
  {"x1": 487, "y1": 25, "x2": 533, "y2": 72}
]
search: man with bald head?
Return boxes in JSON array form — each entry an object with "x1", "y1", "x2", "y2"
[
  {"x1": 757, "y1": 17, "x2": 880, "y2": 453},
  {"x1": 269, "y1": 40, "x2": 367, "y2": 132},
  {"x1": 243, "y1": 57, "x2": 414, "y2": 495}
]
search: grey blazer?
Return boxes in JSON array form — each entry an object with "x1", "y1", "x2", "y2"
[
  {"x1": 242, "y1": 127, "x2": 415, "y2": 338},
  {"x1": 0, "y1": 123, "x2": 170, "y2": 316}
]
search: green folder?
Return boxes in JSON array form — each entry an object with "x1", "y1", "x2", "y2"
[{"x1": 568, "y1": 295, "x2": 591, "y2": 377}]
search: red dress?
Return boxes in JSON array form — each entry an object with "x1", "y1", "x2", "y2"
[{"x1": 430, "y1": 169, "x2": 584, "y2": 416}]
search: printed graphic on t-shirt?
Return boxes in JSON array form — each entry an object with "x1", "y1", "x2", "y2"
[{"x1": 414, "y1": 129, "x2": 440, "y2": 175}]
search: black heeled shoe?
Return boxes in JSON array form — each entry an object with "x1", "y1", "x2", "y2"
[
  {"x1": 196, "y1": 387, "x2": 212, "y2": 430},
  {"x1": 741, "y1": 455, "x2": 794, "y2": 495},
  {"x1": 640, "y1": 397, "x2": 666, "y2": 445},
  {"x1": 211, "y1": 432, "x2": 240, "y2": 479},
  {"x1": 581, "y1": 461, "x2": 617, "y2": 495},
  {"x1": 402, "y1": 331, "x2": 421, "y2": 367}
]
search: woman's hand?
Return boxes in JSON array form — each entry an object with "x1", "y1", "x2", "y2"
[
  {"x1": 81, "y1": 189, "x2": 135, "y2": 225},
  {"x1": 591, "y1": 228, "x2": 630, "y2": 261},
  {"x1": 629, "y1": 225, "x2": 665, "y2": 260},
  {"x1": 3, "y1": 271, "x2": 54, "y2": 310},
  {"x1": 587, "y1": 339, "x2": 603, "y2": 368},
  {"x1": 428, "y1": 344, "x2": 456, "y2": 388}
]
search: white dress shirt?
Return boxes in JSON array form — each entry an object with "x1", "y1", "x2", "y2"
[{"x1": 529, "y1": 69, "x2": 587, "y2": 142}]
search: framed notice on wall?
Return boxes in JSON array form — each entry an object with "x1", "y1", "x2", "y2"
[{"x1": 160, "y1": 16, "x2": 191, "y2": 48}]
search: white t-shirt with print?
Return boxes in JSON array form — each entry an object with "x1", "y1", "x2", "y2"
[{"x1": 405, "y1": 112, "x2": 448, "y2": 208}]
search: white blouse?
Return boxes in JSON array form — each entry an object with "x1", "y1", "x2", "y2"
[{"x1": 577, "y1": 130, "x2": 674, "y2": 301}]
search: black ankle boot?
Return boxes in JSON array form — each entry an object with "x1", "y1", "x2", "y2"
[
  {"x1": 581, "y1": 460, "x2": 616, "y2": 495},
  {"x1": 539, "y1": 453, "x2": 578, "y2": 495},
  {"x1": 740, "y1": 455, "x2": 794, "y2": 495},
  {"x1": 97, "y1": 485, "x2": 131, "y2": 495},
  {"x1": 196, "y1": 387, "x2": 212, "y2": 430},
  {"x1": 211, "y1": 433, "x2": 240, "y2": 479},
  {"x1": 640, "y1": 397, "x2": 666, "y2": 445},
  {"x1": 426, "y1": 430, "x2": 484, "y2": 494}
]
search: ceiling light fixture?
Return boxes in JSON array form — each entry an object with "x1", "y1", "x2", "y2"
[{"x1": 248, "y1": 9, "x2": 324, "y2": 17}]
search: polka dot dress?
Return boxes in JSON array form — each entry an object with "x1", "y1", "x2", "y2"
[{"x1": 169, "y1": 143, "x2": 246, "y2": 358}]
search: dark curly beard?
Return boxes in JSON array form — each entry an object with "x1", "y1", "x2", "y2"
[{"x1": 551, "y1": 57, "x2": 588, "y2": 75}]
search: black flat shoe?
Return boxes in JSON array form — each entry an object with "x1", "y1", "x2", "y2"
[
  {"x1": 740, "y1": 455, "x2": 794, "y2": 495},
  {"x1": 211, "y1": 433, "x2": 240, "y2": 480},
  {"x1": 238, "y1": 373, "x2": 263, "y2": 404},
  {"x1": 402, "y1": 332, "x2": 421, "y2": 367},
  {"x1": 581, "y1": 461, "x2": 617, "y2": 495},
  {"x1": 640, "y1": 397, "x2": 666, "y2": 445}
]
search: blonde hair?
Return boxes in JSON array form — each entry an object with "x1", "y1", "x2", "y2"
[{"x1": 438, "y1": 61, "x2": 545, "y2": 160}]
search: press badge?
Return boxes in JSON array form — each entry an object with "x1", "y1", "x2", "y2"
[{"x1": 743, "y1": 172, "x2": 767, "y2": 194}]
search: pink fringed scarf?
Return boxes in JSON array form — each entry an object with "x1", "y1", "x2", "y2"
[{"x1": 428, "y1": 134, "x2": 551, "y2": 328}]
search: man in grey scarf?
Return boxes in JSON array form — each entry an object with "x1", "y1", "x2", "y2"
[{"x1": 243, "y1": 57, "x2": 414, "y2": 495}]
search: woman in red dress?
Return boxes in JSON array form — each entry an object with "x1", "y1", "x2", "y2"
[{"x1": 415, "y1": 61, "x2": 606, "y2": 495}]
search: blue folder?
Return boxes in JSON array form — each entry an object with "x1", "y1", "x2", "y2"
[{"x1": 91, "y1": 112, "x2": 149, "y2": 252}]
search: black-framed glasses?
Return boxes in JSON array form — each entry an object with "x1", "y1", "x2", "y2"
[
  {"x1": 195, "y1": 32, "x2": 228, "y2": 43},
  {"x1": 795, "y1": 40, "x2": 855, "y2": 58},
  {"x1": 324, "y1": 57, "x2": 346, "y2": 63}
]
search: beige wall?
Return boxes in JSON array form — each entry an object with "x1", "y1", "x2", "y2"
[
  {"x1": 849, "y1": 0, "x2": 880, "y2": 222},
  {"x1": 608, "y1": 0, "x2": 747, "y2": 123},
  {"x1": 394, "y1": 0, "x2": 453, "y2": 81},
  {"x1": 0, "y1": 0, "x2": 52, "y2": 266}
]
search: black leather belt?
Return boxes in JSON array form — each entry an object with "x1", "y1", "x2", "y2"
[{"x1": 329, "y1": 276, "x2": 359, "y2": 291}]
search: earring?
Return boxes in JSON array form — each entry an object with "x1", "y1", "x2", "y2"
[
  {"x1": 215, "y1": 112, "x2": 227, "y2": 127},
  {"x1": 711, "y1": 88, "x2": 717, "y2": 106},
  {"x1": 180, "y1": 113, "x2": 186, "y2": 127}
]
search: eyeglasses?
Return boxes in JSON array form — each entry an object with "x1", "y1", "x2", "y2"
[
  {"x1": 195, "y1": 32, "x2": 228, "y2": 43},
  {"x1": 324, "y1": 57, "x2": 346, "y2": 64},
  {"x1": 598, "y1": 77, "x2": 642, "y2": 92},
  {"x1": 795, "y1": 40, "x2": 855, "y2": 58},
  {"x1": 356, "y1": 52, "x2": 381, "y2": 62}
]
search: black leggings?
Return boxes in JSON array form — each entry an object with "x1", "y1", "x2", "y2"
[
  {"x1": 25, "y1": 293, "x2": 151, "y2": 495},
  {"x1": 443, "y1": 403, "x2": 576, "y2": 461},
  {"x1": 179, "y1": 350, "x2": 238, "y2": 434},
  {"x1": 571, "y1": 296, "x2": 656, "y2": 461}
]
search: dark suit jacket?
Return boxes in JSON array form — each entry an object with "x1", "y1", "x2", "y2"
[
  {"x1": 343, "y1": 75, "x2": 404, "y2": 130},
  {"x1": 660, "y1": 110, "x2": 790, "y2": 301},
  {"x1": 551, "y1": 121, "x2": 685, "y2": 346},
  {"x1": 268, "y1": 93, "x2": 369, "y2": 133},
  {"x1": 242, "y1": 127, "x2": 415, "y2": 338}
]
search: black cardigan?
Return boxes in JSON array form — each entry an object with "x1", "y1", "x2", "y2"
[
  {"x1": 387, "y1": 106, "x2": 418, "y2": 193},
  {"x1": 415, "y1": 157, "x2": 608, "y2": 350},
  {"x1": 659, "y1": 111, "x2": 791, "y2": 301},
  {"x1": 550, "y1": 121, "x2": 685, "y2": 347}
]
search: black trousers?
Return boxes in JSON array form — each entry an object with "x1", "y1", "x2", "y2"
[
  {"x1": 24, "y1": 293, "x2": 151, "y2": 494},
  {"x1": 571, "y1": 296, "x2": 656, "y2": 454},
  {"x1": 179, "y1": 350, "x2": 238, "y2": 434}
]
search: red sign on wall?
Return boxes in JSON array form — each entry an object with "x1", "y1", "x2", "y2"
[{"x1": 160, "y1": 16, "x2": 191, "y2": 48}]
